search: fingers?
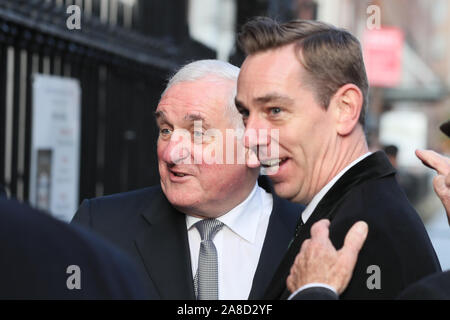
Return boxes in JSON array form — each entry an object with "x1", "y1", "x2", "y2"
[
  {"x1": 310, "y1": 219, "x2": 331, "y2": 243},
  {"x1": 286, "y1": 274, "x2": 295, "y2": 293},
  {"x1": 415, "y1": 149, "x2": 434, "y2": 170},
  {"x1": 329, "y1": 221, "x2": 368, "y2": 294},
  {"x1": 415, "y1": 149, "x2": 450, "y2": 175},
  {"x1": 342, "y1": 221, "x2": 369, "y2": 254},
  {"x1": 287, "y1": 251, "x2": 303, "y2": 293},
  {"x1": 339, "y1": 221, "x2": 369, "y2": 273},
  {"x1": 433, "y1": 175, "x2": 449, "y2": 195},
  {"x1": 338, "y1": 221, "x2": 368, "y2": 277},
  {"x1": 299, "y1": 238, "x2": 311, "y2": 254}
]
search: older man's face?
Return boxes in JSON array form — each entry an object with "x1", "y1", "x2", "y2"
[
  {"x1": 156, "y1": 78, "x2": 251, "y2": 216},
  {"x1": 236, "y1": 44, "x2": 336, "y2": 204}
]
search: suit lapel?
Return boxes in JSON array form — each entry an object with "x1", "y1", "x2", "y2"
[
  {"x1": 264, "y1": 152, "x2": 396, "y2": 299},
  {"x1": 134, "y1": 190, "x2": 195, "y2": 300},
  {"x1": 247, "y1": 177, "x2": 302, "y2": 299}
]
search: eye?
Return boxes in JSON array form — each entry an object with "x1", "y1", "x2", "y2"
[
  {"x1": 237, "y1": 107, "x2": 249, "y2": 119},
  {"x1": 193, "y1": 130, "x2": 204, "y2": 138},
  {"x1": 159, "y1": 128, "x2": 172, "y2": 136},
  {"x1": 269, "y1": 107, "x2": 281, "y2": 115}
]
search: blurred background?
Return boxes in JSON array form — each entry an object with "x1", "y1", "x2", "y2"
[{"x1": 0, "y1": 0, "x2": 449, "y2": 267}]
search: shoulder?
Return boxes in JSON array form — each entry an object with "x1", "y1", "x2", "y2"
[
  {"x1": 0, "y1": 198, "x2": 147, "y2": 299},
  {"x1": 397, "y1": 271, "x2": 450, "y2": 299},
  {"x1": 72, "y1": 185, "x2": 165, "y2": 234},
  {"x1": 331, "y1": 175, "x2": 434, "y2": 254},
  {"x1": 330, "y1": 175, "x2": 440, "y2": 298},
  {"x1": 0, "y1": 198, "x2": 124, "y2": 266},
  {"x1": 334, "y1": 174, "x2": 423, "y2": 229},
  {"x1": 87, "y1": 185, "x2": 162, "y2": 206},
  {"x1": 80, "y1": 185, "x2": 163, "y2": 220}
]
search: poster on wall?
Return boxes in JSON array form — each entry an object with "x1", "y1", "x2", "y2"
[
  {"x1": 363, "y1": 27, "x2": 404, "y2": 88},
  {"x1": 29, "y1": 74, "x2": 81, "y2": 222}
]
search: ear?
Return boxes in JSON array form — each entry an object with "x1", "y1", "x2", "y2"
[{"x1": 330, "y1": 84, "x2": 363, "y2": 136}]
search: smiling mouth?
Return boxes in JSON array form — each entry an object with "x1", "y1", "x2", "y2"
[{"x1": 260, "y1": 158, "x2": 288, "y2": 168}]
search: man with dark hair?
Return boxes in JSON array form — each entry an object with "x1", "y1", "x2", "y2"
[
  {"x1": 238, "y1": 17, "x2": 369, "y2": 126},
  {"x1": 288, "y1": 121, "x2": 450, "y2": 300},
  {"x1": 235, "y1": 17, "x2": 441, "y2": 299}
]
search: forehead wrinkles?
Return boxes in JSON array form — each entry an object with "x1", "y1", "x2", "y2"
[
  {"x1": 157, "y1": 99, "x2": 227, "y2": 131},
  {"x1": 158, "y1": 80, "x2": 234, "y2": 125},
  {"x1": 157, "y1": 94, "x2": 199, "y2": 111}
]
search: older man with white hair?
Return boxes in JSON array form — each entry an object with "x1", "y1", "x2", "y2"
[{"x1": 72, "y1": 60, "x2": 303, "y2": 300}]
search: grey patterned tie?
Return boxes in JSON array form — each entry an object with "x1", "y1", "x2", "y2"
[{"x1": 193, "y1": 219, "x2": 224, "y2": 300}]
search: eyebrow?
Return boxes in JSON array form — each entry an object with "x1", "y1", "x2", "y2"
[
  {"x1": 235, "y1": 93, "x2": 294, "y2": 110},
  {"x1": 154, "y1": 111, "x2": 211, "y2": 128},
  {"x1": 154, "y1": 110, "x2": 165, "y2": 120},
  {"x1": 254, "y1": 93, "x2": 294, "y2": 105},
  {"x1": 184, "y1": 113, "x2": 211, "y2": 128},
  {"x1": 184, "y1": 113, "x2": 205, "y2": 122}
]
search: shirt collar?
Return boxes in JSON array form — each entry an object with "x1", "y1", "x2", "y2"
[
  {"x1": 301, "y1": 152, "x2": 372, "y2": 224},
  {"x1": 186, "y1": 182, "x2": 263, "y2": 244}
]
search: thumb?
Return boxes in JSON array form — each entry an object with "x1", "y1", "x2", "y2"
[
  {"x1": 310, "y1": 219, "x2": 331, "y2": 243},
  {"x1": 433, "y1": 175, "x2": 450, "y2": 200}
]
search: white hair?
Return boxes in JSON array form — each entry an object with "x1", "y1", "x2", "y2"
[{"x1": 161, "y1": 60, "x2": 244, "y2": 130}]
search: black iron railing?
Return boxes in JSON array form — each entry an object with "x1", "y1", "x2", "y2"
[{"x1": 0, "y1": 0, "x2": 215, "y2": 204}]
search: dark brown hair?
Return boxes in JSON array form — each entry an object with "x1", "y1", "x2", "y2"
[{"x1": 238, "y1": 17, "x2": 368, "y2": 126}]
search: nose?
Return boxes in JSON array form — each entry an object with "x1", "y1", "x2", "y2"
[
  {"x1": 243, "y1": 116, "x2": 271, "y2": 168},
  {"x1": 161, "y1": 131, "x2": 191, "y2": 165},
  {"x1": 243, "y1": 115, "x2": 271, "y2": 150}
]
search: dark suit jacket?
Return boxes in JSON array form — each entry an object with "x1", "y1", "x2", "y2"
[
  {"x1": 291, "y1": 287, "x2": 338, "y2": 300},
  {"x1": 301, "y1": 270, "x2": 450, "y2": 300},
  {"x1": 397, "y1": 270, "x2": 450, "y2": 299},
  {"x1": 0, "y1": 198, "x2": 148, "y2": 299},
  {"x1": 266, "y1": 152, "x2": 441, "y2": 300},
  {"x1": 71, "y1": 178, "x2": 303, "y2": 299},
  {"x1": 0, "y1": 184, "x2": 6, "y2": 198}
]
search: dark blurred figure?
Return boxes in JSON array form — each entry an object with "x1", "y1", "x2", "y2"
[
  {"x1": 392, "y1": 121, "x2": 450, "y2": 299},
  {"x1": 0, "y1": 184, "x2": 6, "y2": 198},
  {"x1": 383, "y1": 145, "x2": 398, "y2": 168},
  {"x1": 383, "y1": 144, "x2": 424, "y2": 206},
  {"x1": 0, "y1": 198, "x2": 148, "y2": 299},
  {"x1": 441, "y1": 120, "x2": 450, "y2": 137}
]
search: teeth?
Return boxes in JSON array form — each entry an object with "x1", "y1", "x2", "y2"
[
  {"x1": 261, "y1": 158, "x2": 284, "y2": 167},
  {"x1": 174, "y1": 173, "x2": 185, "y2": 177}
]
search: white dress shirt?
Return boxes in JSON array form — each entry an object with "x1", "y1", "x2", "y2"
[
  {"x1": 186, "y1": 182, "x2": 273, "y2": 300},
  {"x1": 289, "y1": 152, "x2": 372, "y2": 299}
]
